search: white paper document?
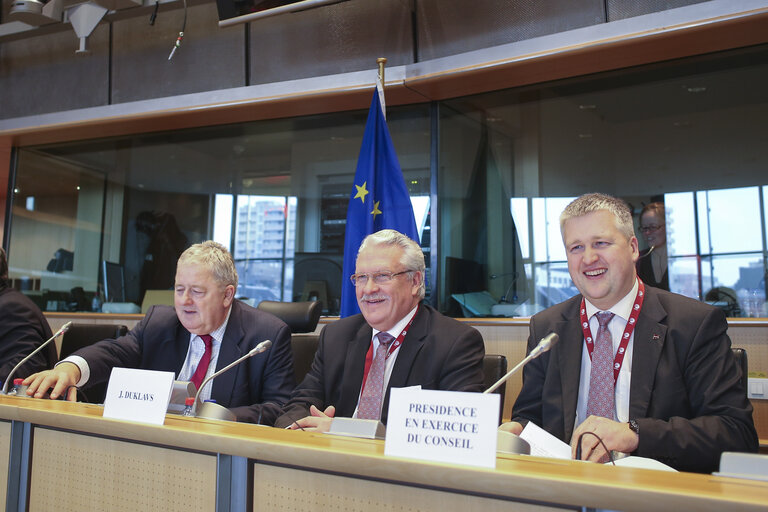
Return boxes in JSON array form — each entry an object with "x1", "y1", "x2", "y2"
[
  {"x1": 519, "y1": 421, "x2": 572, "y2": 459},
  {"x1": 519, "y1": 422, "x2": 676, "y2": 471}
]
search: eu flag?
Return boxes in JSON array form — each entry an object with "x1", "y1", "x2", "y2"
[{"x1": 340, "y1": 88, "x2": 420, "y2": 317}]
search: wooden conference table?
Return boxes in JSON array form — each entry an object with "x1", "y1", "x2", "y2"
[{"x1": 0, "y1": 395, "x2": 765, "y2": 512}]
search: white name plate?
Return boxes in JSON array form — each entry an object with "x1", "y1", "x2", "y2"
[
  {"x1": 384, "y1": 388, "x2": 499, "y2": 468},
  {"x1": 103, "y1": 368, "x2": 175, "y2": 425}
]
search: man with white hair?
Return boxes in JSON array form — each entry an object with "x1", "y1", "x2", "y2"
[
  {"x1": 25, "y1": 241, "x2": 294, "y2": 425},
  {"x1": 275, "y1": 229, "x2": 485, "y2": 431}
]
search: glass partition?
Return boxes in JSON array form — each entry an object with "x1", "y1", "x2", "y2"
[{"x1": 5, "y1": 44, "x2": 768, "y2": 318}]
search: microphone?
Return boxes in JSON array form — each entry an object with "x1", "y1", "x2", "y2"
[
  {"x1": 638, "y1": 245, "x2": 655, "y2": 259},
  {"x1": 490, "y1": 272, "x2": 519, "y2": 303},
  {"x1": 483, "y1": 332, "x2": 558, "y2": 394},
  {"x1": 192, "y1": 339, "x2": 272, "y2": 415},
  {"x1": 2, "y1": 321, "x2": 73, "y2": 394}
]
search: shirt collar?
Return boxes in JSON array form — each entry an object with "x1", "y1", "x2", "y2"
[
  {"x1": 584, "y1": 278, "x2": 639, "y2": 321},
  {"x1": 196, "y1": 304, "x2": 233, "y2": 345},
  {"x1": 371, "y1": 305, "x2": 419, "y2": 341}
]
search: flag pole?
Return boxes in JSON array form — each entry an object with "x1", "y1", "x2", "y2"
[{"x1": 376, "y1": 57, "x2": 387, "y2": 119}]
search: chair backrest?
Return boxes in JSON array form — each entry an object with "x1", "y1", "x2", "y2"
[
  {"x1": 256, "y1": 300, "x2": 321, "y2": 333},
  {"x1": 290, "y1": 333, "x2": 321, "y2": 385},
  {"x1": 141, "y1": 289, "x2": 175, "y2": 314},
  {"x1": 59, "y1": 323, "x2": 128, "y2": 405},
  {"x1": 59, "y1": 323, "x2": 129, "y2": 360},
  {"x1": 731, "y1": 347, "x2": 748, "y2": 397},
  {"x1": 483, "y1": 354, "x2": 508, "y2": 424}
]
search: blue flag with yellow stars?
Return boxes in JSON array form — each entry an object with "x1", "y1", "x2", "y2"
[{"x1": 340, "y1": 87, "x2": 420, "y2": 317}]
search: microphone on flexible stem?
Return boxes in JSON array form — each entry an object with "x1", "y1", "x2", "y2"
[
  {"x1": 486, "y1": 332, "x2": 559, "y2": 455},
  {"x1": 2, "y1": 321, "x2": 72, "y2": 395},
  {"x1": 191, "y1": 339, "x2": 272, "y2": 421},
  {"x1": 484, "y1": 332, "x2": 558, "y2": 394},
  {"x1": 638, "y1": 245, "x2": 656, "y2": 259},
  {"x1": 490, "y1": 272, "x2": 519, "y2": 303}
]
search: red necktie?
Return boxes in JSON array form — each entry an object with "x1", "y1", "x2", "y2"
[
  {"x1": 190, "y1": 334, "x2": 213, "y2": 391},
  {"x1": 357, "y1": 332, "x2": 395, "y2": 420}
]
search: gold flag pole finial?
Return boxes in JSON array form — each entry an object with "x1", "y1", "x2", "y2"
[
  {"x1": 376, "y1": 58, "x2": 387, "y2": 118},
  {"x1": 377, "y1": 57, "x2": 387, "y2": 88}
]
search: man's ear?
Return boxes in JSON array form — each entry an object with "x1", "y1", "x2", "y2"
[{"x1": 223, "y1": 285, "x2": 236, "y2": 306}]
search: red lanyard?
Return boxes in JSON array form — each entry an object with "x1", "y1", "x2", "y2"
[
  {"x1": 360, "y1": 305, "x2": 419, "y2": 389},
  {"x1": 579, "y1": 279, "x2": 645, "y2": 385}
]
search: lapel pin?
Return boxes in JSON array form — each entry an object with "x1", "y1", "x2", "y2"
[{"x1": 652, "y1": 334, "x2": 660, "y2": 341}]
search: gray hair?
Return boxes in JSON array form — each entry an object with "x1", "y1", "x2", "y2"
[
  {"x1": 177, "y1": 241, "x2": 238, "y2": 289},
  {"x1": 358, "y1": 229, "x2": 426, "y2": 299},
  {"x1": 559, "y1": 193, "x2": 635, "y2": 240}
]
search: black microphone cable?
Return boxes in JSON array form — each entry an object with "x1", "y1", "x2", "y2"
[
  {"x1": 575, "y1": 431, "x2": 615, "y2": 465},
  {"x1": 281, "y1": 409, "x2": 306, "y2": 431},
  {"x1": 149, "y1": 0, "x2": 159, "y2": 25}
]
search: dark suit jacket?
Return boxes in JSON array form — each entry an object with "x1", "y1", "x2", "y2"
[
  {"x1": 512, "y1": 286, "x2": 757, "y2": 472},
  {"x1": 275, "y1": 304, "x2": 485, "y2": 428},
  {"x1": 74, "y1": 301, "x2": 294, "y2": 425},
  {"x1": 0, "y1": 287, "x2": 57, "y2": 383}
]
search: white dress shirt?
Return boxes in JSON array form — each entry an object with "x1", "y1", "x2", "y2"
[
  {"x1": 575, "y1": 278, "x2": 639, "y2": 428},
  {"x1": 352, "y1": 305, "x2": 418, "y2": 418}
]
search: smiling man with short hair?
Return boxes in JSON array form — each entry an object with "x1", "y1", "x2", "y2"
[{"x1": 500, "y1": 193, "x2": 757, "y2": 473}]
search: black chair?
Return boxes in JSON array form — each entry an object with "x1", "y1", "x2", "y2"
[
  {"x1": 59, "y1": 323, "x2": 129, "y2": 359},
  {"x1": 256, "y1": 300, "x2": 321, "y2": 334},
  {"x1": 483, "y1": 354, "x2": 508, "y2": 424},
  {"x1": 59, "y1": 323, "x2": 128, "y2": 403},
  {"x1": 256, "y1": 300, "x2": 322, "y2": 384},
  {"x1": 732, "y1": 347, "x2": 748, "y2": 397}
]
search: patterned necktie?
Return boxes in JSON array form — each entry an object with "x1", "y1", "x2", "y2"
[
  {"x1": 586, "y1": 312, "x2": 615, "y2": 420},
  {"x1": 357, "y1": 332, "x2": 395, "y2": 420},
  {"x1": 191, "y1": 334, "x2": 213, "y2": 391}
]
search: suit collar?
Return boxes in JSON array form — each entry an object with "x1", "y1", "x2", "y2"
[
  {"x1": 387, "y1": 304, "x2": 429, "y2": 389},
  {"x1": 553, "y1": 297, "x2": 586, "y2": 442},
  {"x1": 210, "y1": 301, "x2": 249, "y2": 404},
  {"x1": 336, "y1": 305, "x2": 431, "y2": 419},
  {"x1": 337, "y1": 320, "x2": 373, "y2": 417},
  {"x1": 628, "y1": 287, "x2": 667, "y2": 420}
]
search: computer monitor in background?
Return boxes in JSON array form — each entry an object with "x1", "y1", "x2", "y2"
[
  {"x1": 292, "y1": 252, "x2": 343, "y2": 316},
  {"x1": 102, "y1": 261, "x2": 125, "y2": 303},
  {"x1": 444, "y1": 256, "x2": 486, "y2": 317}
]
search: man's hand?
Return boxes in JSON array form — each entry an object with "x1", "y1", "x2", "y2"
[
  {"x1": 571, "y1": 415, "x2": 639, "y2": 462},
  {"x1": 287, "y1": 405, "x2": 336, "y2": 432},
  {"x1": 22, "y1": 363, "x2": 80, "y2": 401},
  {"x1": 498, "y1": 421, "x2": 524, "y2": 435}
]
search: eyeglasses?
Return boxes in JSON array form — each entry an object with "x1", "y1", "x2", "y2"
[
  {"x1": 639, "y1": 224, "x2": 664, "y2": 233},
  {"x1": 350, "y1": 270, "x2": 414, "y2": 286}
]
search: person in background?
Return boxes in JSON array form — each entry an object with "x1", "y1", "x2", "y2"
[
  {"x1": 501, "y1": 193, "x2": 756, "y2": 473},
  {"x1": 636, "y1": 201, "x2": 669, "y2": 291},
  {"x1": 0, "y1": 247, "x2": 57, "y2": 383},
  {"x1": 23, "y1": 241, "x2": 294, "y2": 425},
  {"x1": 274, "y1": 229, "x2": 485, "y2": 431}
]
